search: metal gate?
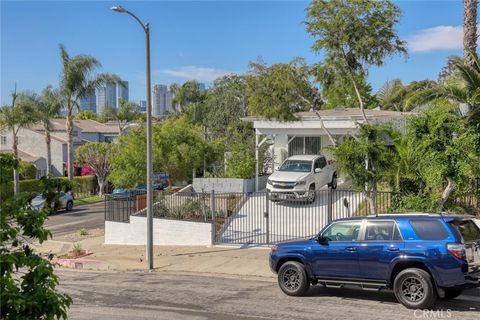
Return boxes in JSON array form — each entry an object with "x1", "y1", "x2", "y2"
[{"x1": 214, "y1": 189, "x2": 400, "y2": 245}]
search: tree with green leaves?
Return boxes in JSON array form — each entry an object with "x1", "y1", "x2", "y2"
[
  {"x1": 34, "y1": 86, "x2": 63, "y2": 175},
  {"x1": 103, "y1": 98, "x2": 141, "y2": 134},
  {"x1": 59, "y1": 44, "x2": 122, "y2": 180},
  {"x1": 0, "y1": 90, "x2": 37, "y2": 195},
  {"x1": 201, "y1": 75, "x2": 248, "y2": 142},
  {"x1": 306, "y1": 0, "x2": 407, "y2": 121},
  {"x1": 170, "y1": 80, "x2": 206, "y2": 113},
  {"x1": 110, "y1": 116, "x2": 216, "y2": 188},
  {"x1": 405, "y1": 100, "x2": 480, "y2": 211},
  {"x1": 246, "y1": 57, "x2": 320, "y2": 121},
  {"x1": 377, "y1": 79, "x2": 437, "y2": 111},
  {"x1": 0, "y1": 154, "x2": 72, "y2": 319},
  {"x1": 331, "y1": 124, "x2": 396, "y2": 214},
  {"x1": 75, "y1": 110, "x2": 101, "y2": 122},
  {"x1": 76, "y1": 143, "x2": 113, "y2": 196},
  {"x1": 409, "y1": 53, "x2": 480, "y2": 123}
]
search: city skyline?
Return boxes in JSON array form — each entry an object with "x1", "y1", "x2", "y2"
[{"x1": 1, "y1": 1, "x2": 467, "y2": 105}]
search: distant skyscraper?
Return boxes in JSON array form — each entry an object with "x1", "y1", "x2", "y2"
[
  {"x1": 198, "y1": 82, "x2": 206, "y2": 92},
  {"x1": 79, "y1": 92, "x2": 96, "y2": 112},
  {"x1": 96, "y1": 81, "x2": 129, "y2": 114},
  {"x1": 152, "y1": 84, "x2": 173, "y2": 116},
  {"x1": 117, "y1": 81, "x2": 129, "y2": 105},
  {"x1": 139, "y1": 100, "x2": 147, "y2": 112}
]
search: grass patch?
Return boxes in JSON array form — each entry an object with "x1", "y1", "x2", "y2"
[{"x1": 74, "y1": 195, "x2": 101, "y2": 205}]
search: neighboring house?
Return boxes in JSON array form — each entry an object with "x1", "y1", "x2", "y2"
[
  {"x1": 0, "y1": 119, "x2": 123, "y2": 177},
  {"x1": 0, "y1": 149, "x2": 47, "y2": 179},
  {"x1": 242, "y1": 107, "x2": 414, "y2": 190}
]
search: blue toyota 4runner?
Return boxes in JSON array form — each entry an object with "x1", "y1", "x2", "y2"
[{"x1": 269, "y1": 214, "x2": 480, "y2": 309}]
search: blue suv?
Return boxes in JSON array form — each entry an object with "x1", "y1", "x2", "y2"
[{"x1": 269, "y1": 214, "x2": 480, "y2": 309}]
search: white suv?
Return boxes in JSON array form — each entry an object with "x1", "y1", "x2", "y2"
[{"x1": 266, "y1": 155, "x2": 337, "y2": 203}]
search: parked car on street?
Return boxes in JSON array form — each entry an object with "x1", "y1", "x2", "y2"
[
  {"x1": 266, "y1": 155, "x2": 337, "y2": 203},
  {"x1": 270, "y1": 213, "x2": 480, "y2": 309},
  {"x1": 31, "y1": 192, "x2": 74, "y2": 212},
  {"x1": 112, "y1": 183, "x2": 166, "y2": 197}
]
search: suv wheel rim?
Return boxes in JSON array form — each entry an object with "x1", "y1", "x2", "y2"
[
  {"x1": 283, "y1": 268, "x2": 300, "y2": 291},
  {"x1": 401, "y1": 277, "x2": 425, "y2": 302},
  {"x1": 307, "y1": 191, "x2": 315, "y2": 202}
]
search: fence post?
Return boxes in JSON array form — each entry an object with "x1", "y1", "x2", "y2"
[
  {"x1": 211, "y1": 190, "x2": 216, "y2": 245},
  {"x1": 265, "y1": 192, "x2": 270, "y2": 244},
  {"x1": 327, "y1": 188, "x2": 333, "y2": 223}
]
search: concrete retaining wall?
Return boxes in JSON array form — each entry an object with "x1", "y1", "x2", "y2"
[
  {"x1": 192, "y1": 176, "x2": 268, "y2": 193},
  {"x1": 105, "y1": 216, "x2": 212, "y2": 246}
]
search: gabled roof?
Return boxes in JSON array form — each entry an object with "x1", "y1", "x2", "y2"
[
  {"x1": 0, "y1": 149, "x2": 45, "y2": 162},
  {"x1": 30, "y1": 119, "x2": 121, "y2": 134}
]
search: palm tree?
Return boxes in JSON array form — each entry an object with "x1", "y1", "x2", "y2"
[
  {"x1": 35, "y1": 86, "x2": 63, "y2": 175},
  {"x1": 377, "y1": 79, "x2": 437, "y2": 112},
  {"x1": 464, "y1": 0, "x2": 478, "y2": 67},
  {"x1": 0, "y1": 90, "x2": 36, "y2": 195},
  {"x1": 409, "y1": 53, "x2": 480, "y2": 122},
  {"x1": 59, "y1": 44, "x2": 122, "y2": 179}
]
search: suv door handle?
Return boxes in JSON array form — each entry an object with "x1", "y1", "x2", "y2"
[
  {"x1": 346, "y1": 247, "x2": 357, "y2": 252},
  {"x1": 388, "y1": 247, "x2": 400, "y2": 252}
]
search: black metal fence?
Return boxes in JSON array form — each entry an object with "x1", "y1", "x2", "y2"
[{"x1": 105, "y1": 188, "x2": 403, "y2": 245}]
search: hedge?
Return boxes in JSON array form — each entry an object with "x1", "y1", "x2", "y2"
[{"x1": 0, "y1": 176, "x2": 98, "y2": 200}]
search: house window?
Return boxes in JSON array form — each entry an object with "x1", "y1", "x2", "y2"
[
  {"x1": 288, "y1": 136, "x2": 321, "y2": 157},
  {"x1": 0, "y1": 136, "x2": 6, "y2": 145}
]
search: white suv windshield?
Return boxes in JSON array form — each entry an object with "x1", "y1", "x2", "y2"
[{"x1": 279, "y1": 160, "x2": 312, "y2": 172}]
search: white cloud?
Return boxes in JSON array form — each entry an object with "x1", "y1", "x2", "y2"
[
  {"x1": 408, "y1": 25, "x2": 463, "y2": 53},
  {"x1": 161, "y1": 66, "x2": 232, "y2": 82}
]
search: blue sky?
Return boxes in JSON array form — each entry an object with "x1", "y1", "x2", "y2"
[{"x1": 0, "y1": 0, "x2": 466, "y2": 105}]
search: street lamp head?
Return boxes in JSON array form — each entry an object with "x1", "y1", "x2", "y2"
[{"x1": 111, "y1": 6, "x2": 127, "y2": 13}]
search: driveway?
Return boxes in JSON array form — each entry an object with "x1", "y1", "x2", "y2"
[
  {"x1": 58, "y1": 270, "x2": 480, "y2": 320},
  {"x1": 218, "y1": 184, "x2": 363, "y2": 244},
  {"x1": 43, "y1": 201, "x2": 104, "y2": 237}
]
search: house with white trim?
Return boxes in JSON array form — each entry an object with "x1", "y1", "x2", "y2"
[{"x1": 242, "y1": 107, "x2": 413, "y2": 190}]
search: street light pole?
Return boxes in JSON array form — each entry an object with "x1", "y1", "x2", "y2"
[{"x1": 112, "y1": 5, "x2": 154, "y2": 270}]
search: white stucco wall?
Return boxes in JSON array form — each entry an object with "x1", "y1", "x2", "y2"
[{"x1": 105, "y1": 216, "x2": 212, "y2": 246}]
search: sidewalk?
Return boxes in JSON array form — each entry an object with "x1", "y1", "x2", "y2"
[{"x1": 34, "y1": 229, "x2": 275, "y2": 279}]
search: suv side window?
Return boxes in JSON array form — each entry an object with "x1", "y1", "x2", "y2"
[
  {"x1": 409, "y1": 219, "x2": 449, "y2": 240},
  {"x1": 365, "y1": 221, "x2": 402, "y2": 241},
  {"x1": 322, "y1": 221, "x2": 362, "y2": 242}
]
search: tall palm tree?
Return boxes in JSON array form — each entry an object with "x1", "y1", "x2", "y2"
[
  {"x1": 35, "y1": 86, "x2": 63, "y2": 175},
  {"x1": 59, "y1": 44, "x2": 122, "y2": 179},
  {"x1": 464, "y1": 0, "x2": 478, "y2": 67},
  {"x1": 0, "y1": 90, "x2": 36, "y2": 194}
]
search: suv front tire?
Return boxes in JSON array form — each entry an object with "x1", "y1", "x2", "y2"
[
  {"x1": 393, "y1": 268, "x2": 437, "y2": 309},
  {"x1": 278, "y1": 261, "x2": 310, "y2": 296}
]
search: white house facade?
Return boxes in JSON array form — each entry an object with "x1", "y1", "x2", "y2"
[{"x1": 242, "y1": 108, "x2": 413, "y2": 191}]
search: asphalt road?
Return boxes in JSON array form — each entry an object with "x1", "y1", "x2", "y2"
[
  {"x1": 58, "y1": 270, "x2": 480, "y2": 320},
  {"x1": 44, "y1": 202, "x2": 104, "y2": 236}
]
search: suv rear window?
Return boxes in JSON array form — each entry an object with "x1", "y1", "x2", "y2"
[
  {"x1": 448, "y1": 220, "x2": 480, "y2": 242},
  {"x1": 409, "y1": 219, "x2": 449, "y2": 240}
]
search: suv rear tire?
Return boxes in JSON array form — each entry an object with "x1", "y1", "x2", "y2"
[
  {"x1": 278, "y1": 261, "x2": 310, "y2": 296},
  {"x1": 393, "y1": 268, "x2": 437, "y2": 309},
  {"x1": 443, "y1": 289, "x2": 462, "y2": 299}
]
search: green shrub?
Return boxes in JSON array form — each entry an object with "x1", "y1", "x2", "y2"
[{"x1": 0, "y1": 175, "x2": 97, "y2": 201}]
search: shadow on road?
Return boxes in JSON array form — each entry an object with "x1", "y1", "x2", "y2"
[{"x1": 305, "y1": 286, "x2": 479, "y2": 312}]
